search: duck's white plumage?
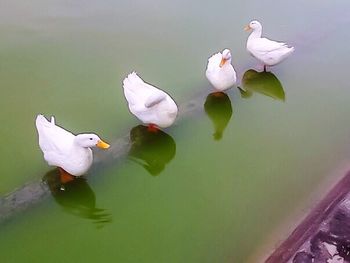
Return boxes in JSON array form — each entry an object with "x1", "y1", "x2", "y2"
[
  {"x1": 205, "y1": 49, "x2": 237, "y2": 91},
  {"x1": 246, "y1": 20, "x2": 294, "y2": 66},
  {"x1": 35, "y1": 115, "x2": 109, "y2": 176},
  {"x1": 123, "y1": 72, "x2": 178, "y2": 128}
]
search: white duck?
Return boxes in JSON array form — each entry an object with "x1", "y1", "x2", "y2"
[
  {"x1": 245, "y1": 20, "x2": 294, "y2": 70},
  {"x1": 123, "y1": 72, "x2": 178, "y2": 130},
  {"x1": 205, "y1": 49, "x2": 237, "y2": 92},
  {"x1": 35, "y1": 115, "x2": 110, "y2": 176}
]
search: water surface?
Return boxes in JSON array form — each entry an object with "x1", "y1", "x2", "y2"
[{"x1": 1, "y1": 0, "x2": 350, "y2": 262}]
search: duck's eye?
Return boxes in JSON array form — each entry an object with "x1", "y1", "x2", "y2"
[{"x1": 89, "y1": 138, "x2": 93, "y2": 140}]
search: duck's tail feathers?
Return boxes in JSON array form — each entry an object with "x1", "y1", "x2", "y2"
[
  {"x1": 50, "y1": 116, "x2": 55, "y2": 124},
  {"x1": 289, "y1": 46, "x2": 295, "y2": 53},
  {"x1": 36, "y1": 114, "x2": 49, "y2": 125},
  {"x1": 285, "y1": 46, "x2": 295, "y2": 57},
  {"x1": 122, "y1": 72, "x2": 144, "y2": 91},
  {"x1": 36, "y1": 114, "x2": 54, "y2": 129}
]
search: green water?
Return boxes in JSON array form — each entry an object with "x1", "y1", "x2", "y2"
[{"x1": 1, "y1": 0, "x2": 350, "y2": 262}]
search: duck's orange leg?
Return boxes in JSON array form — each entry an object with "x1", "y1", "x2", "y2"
[
  {"x1": 147, "y1": 124, "x2": 159, "y2": 133},
  {"x1": 212, "y1": 91, "x2": 225, "y2": 97},
  {"x1": 58, "y1": 167, "x2": 75, "y2": 184}
]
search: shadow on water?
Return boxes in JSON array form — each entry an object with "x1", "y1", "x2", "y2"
[
  {"x1": 43, "y1": 169, "x2": 112, "y2": 228},
  {"x1": 240, "y1": 69, "x2": 285, "y2": 101},
  {"x1": 128, "y1": 125, "x2": 176, "y2": 176},
  {"x1": 204, "y1": 92, "x2": 233, "y2": 141}
]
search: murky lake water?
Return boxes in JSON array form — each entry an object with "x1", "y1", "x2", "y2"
[{"x1": 1, "y1": 0, "x2": 350, "y2": 262}]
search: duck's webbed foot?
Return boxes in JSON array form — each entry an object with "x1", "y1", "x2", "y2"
[
  {"x1": 212, "y1": 91, "x2": 225, "y2": 97},
  {"x1": 58, "y1": 167, "x2": 75, "y2": 184},
  {"x1": 147, "y1": 124, "x2": 159, "y2": 133}
]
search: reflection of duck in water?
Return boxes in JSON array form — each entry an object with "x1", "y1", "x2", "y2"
[
  {"x1": 240, "y1": 69, "x2": 285, "y2": 101},
  {"x1": 128, "y1": 125, "x2": 176, "y2": 176},
  {"x1": 43, "y1": 169, "x2": 111, "y2": 228},
  {"x1": 204, "y1": 92, "x2": 233, "y2": 141}
]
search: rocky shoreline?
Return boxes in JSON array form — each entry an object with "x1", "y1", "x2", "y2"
[{"x1": 266, "y1": 172, "x2": 350, "y2": 263}]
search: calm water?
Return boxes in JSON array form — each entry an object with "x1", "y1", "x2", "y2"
[{"x1": 1, "y1": 0, "x2": 350, "y2": 262}]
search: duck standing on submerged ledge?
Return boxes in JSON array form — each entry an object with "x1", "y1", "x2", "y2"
[
  {"x1": 205, "y1": 49, "x2": 237, "y2": 92},
  {"x1": 123, "y1": 72, "x2": 178, "y2": 132},
  {"x1": 245, "y1": 20, "x2": 294, "y2": 71},
  {"x1": 35, "y1": 115, "x2": 110, "y2": 181}
]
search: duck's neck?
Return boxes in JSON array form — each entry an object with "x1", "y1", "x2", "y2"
[
  {"x1": 222, "y1": 59, "x2": 232, "y2": 69},
  {"x1": 73, "y1": 138, "x2": 90, "y2": 150},
  {"x1": 248, "y1": 28, "x2": 262, "y2": 41}
]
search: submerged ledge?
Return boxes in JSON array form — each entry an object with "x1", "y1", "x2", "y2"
[
  {"x1": 265, "y1": 171, "x2": 350, "y2": 263},
  {"x1": 0, "y1": 89, "x2": 207, "y2": 224},
  {"x1": 0, "y1": 64, "x2": 297, "y2": 224}
]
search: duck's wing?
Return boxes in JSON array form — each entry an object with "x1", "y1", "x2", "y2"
[
  {"x1": 145, "y1": 92, "x2": 167, "y2": 108},
  {"x1": 35, "y1": 115, "x2": 74, "y2": 154},
  {"x1": 253, "y1": 38, "x2": 291, "y2": 53}
]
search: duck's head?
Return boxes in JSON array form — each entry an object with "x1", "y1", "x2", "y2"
[
  {"x1": 244, "y1": 20, "x2": 262, "y2": 31},
  {"x1": 219, "y1": 49, "x2": 232, "y2": 67},
  {"x1": 75, "y1": 134, "x2": 110, "y2": 149}
]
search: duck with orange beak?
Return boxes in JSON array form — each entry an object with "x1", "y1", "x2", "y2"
[
  {"x1": 205, "y1": 49, "x2": 237, "y2": 92},
  {"x1": 245, "y1": 20, "x2": 295, "y2": 71},
  {"x1": 35, "y1": 115, "x2": 110, "y2": 181}
]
